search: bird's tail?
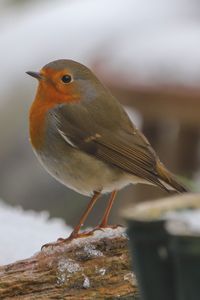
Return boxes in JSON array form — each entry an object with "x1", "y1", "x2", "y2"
[{"x1": 156, "y1": 160, "x2": 188, "y2": 193}]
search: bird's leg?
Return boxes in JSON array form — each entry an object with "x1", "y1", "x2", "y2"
[
  {"x1": 98, "y1": 190, "x2": 118, "y2": 228},
  {"x1": 68, "y1": 190, "x2": 101, "y2": 239},
  {"x1": 41, "y1": 191, "x2": 101, "y2": 249}
]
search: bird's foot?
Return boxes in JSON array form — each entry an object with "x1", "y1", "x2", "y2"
[
  {"x1": 41, "y1": 230, "x2": 95, "y2": 250},
  {"x1": 93, "y1": 223, "x2": 124, "y2": 232},
  {"x1": 57, "y1": 230, "x2": 94, "y2": 242},
  {"x1": 41, "y1": 225, "x2": 124, "y2": 250}
]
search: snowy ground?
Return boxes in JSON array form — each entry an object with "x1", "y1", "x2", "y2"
[{"x1": 0, "y1": 200, "x2": 71, "y2": 265}]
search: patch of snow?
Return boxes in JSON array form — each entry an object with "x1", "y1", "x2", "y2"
[
  {"x1": 83, "y1": 244, "x2": 103, "y2": 258},
  {"x1": 166, "y1": 209, "x2": 200, "y2": 235},
  {"x1": 124, "y1": 272, "x2": 136, "y2": 285},
  {"x1": 41, "y1": 226, "x2": 127, "y2": 255},
  {"x1": 57, "y1": 272, "x2": 66, "y2": 285},
  {"x1": 98, "y1": 268, "x2": 106, "y2": 276},
  {"x1": 59, "y1": 258, "x2": 81, "y2": 274},
  {"x1": 83, "y1": 275, "x2": 90, "y2": 288},
  {"x1": 71, "y1": 226, "x2": 127, "y2": 247},
  {"x1": 0, "y1": 199, "x2": 71, "y2": 265},
  {"x1": 57, "y1": 257, "x2": 81, "y2": 285}
]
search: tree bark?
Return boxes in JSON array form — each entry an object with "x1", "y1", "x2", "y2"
[{"x1": 0, "y1": 227, "x2": 138, "y2": 299}]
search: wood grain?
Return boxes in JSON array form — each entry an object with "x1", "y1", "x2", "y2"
[{"x1": 0, "y1": 227, "x2": 138, "y2": 299}]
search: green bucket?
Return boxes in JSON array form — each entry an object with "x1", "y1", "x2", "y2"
[
  {"x1": 126, "y1": 219, "x2": 175, "y2": 300},
  {"x1": 167, "y1": 216, "x2": 200, "y2": 300},
  {"x1": 123, "y1": 193, "x2": 200, "y2": 300}
]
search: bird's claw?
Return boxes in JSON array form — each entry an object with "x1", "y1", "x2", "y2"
[{"x1": 41, "y1": 230, "x2": 95, "y2": 250}]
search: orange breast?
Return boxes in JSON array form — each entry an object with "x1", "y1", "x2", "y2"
[
  {"x1": 29, "y1": 82, "x2": 80, "y2": 150},
  {"x1": 29, "y1": 100, "x2": 49, "y2": 150}
]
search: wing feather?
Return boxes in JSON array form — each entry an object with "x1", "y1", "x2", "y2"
[{"x1": 50, "y1": 103, "x2": 167, "y2": 190}]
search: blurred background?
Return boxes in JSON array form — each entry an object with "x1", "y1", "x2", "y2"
[{"x1": 0, "y1": 0, "x2": 200, "y2": 229}]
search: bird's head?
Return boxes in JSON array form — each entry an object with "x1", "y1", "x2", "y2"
[{"x1": 27, "y1": 59, "x2": 100, "y2": 104}]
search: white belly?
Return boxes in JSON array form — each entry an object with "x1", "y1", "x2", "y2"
[{"x1": 36, "y1": 147, "x2": 143, "y2": 196}]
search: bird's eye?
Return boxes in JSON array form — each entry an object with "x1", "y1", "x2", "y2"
[{"x1": 61, "y1": 74, "x2": 72, "y2": 84}]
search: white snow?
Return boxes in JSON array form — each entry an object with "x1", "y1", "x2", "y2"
[
  {"x1": 98, "y1": 268, "x2": 106, "y2": 276},
  {"x1": 68, "y1": 226, "x2": 127, "y2": 248},
  {"x1": 58, "y1": 258, "x2": 81, "y2": 274},
  {"x1": 166, "y1": 209, "x2": 200, "y2": 235},
  {"x1": 83, "y1": 244, "x2": 103, "y2": 258},
  {"x1": 83, "y1": 275, "x2": 90, "y2": 288},
  {"x1": 42, "y1": 226, "x2": 127, "y2": 255},
  {"x1": 0, "y1": 200, "x2": 71, "y2": 265},
  {"x1": 0, "y1": 198, "x2": 126, "y2": 266},
  {"x1": 124, "y1": 272, "x2": 136, "y2": 285},
  {"x1": 57, "y1": 257, "x2": 81, "y2": 285}
]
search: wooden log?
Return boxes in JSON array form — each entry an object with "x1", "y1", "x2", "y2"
[{"x1": 0, "y1": 227, "x2": 138, "y2": 299}]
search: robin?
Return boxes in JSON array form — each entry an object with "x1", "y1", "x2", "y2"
[{"x1": 27, "y1": 59, "x2": 187, "y2": 241}]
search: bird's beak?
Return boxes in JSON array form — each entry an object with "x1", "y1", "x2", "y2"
[{"x1": 26, "y1": 71, "x2": 43, "y2": 80}]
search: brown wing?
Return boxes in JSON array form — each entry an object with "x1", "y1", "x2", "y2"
[
  {"x1": 92, "y1": 132, "x2": 167, "y2": 189},
  {"x1": 51, "y1": 102, "x2": 169, "y2": 190}
]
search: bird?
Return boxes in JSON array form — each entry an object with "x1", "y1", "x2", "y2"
[{"x1": 27, "y1": 59, "x2": 187, "y2": 241}]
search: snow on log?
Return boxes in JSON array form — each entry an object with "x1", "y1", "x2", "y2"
[{"x1": 0, "y1": 227, "x2": 138, "y2": 299}]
